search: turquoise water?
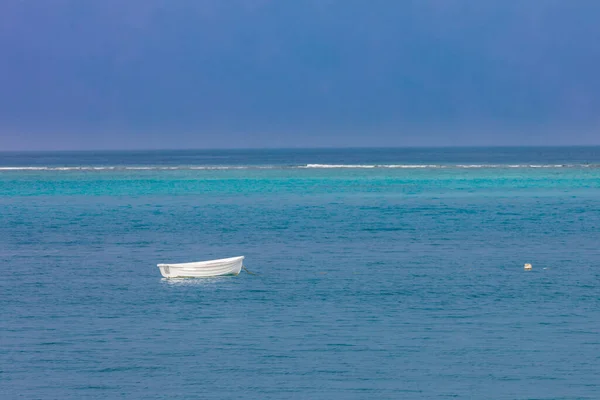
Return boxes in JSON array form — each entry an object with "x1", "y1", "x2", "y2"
[{"x1": 1, "y1": 148, "x2": 600, "y2": 399}]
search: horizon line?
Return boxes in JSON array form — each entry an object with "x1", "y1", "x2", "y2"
[{"x1": 2, "y1": 144, "x2": 600, "y2": 153}]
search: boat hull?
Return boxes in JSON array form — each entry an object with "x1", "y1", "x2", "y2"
[{"x1": 157, "y1": 256, "x2": 244, "y2": 278}]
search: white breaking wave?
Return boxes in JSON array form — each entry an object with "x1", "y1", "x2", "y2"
[
  {"x1": 302, "y1": 164, "x2": 586, "y2": 169},
  {"x1": 303, "y1": 164, "x2": 446, "y2": 168},
  {"x1": 0, "y1": 166, "x2": 271, "y2": 171},
  {"x1": 0, "y1": 163, "x2": 595, "y2": 171},
  {"x1": 303, "y1": 164, "x2": 377, "y2": 168}
]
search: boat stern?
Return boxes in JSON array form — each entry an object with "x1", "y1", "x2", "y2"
[{"x1": 157, "y1": 264, "x2": 172, "y2": 278}]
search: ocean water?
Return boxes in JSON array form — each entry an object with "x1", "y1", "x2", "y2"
[{"x1": 1, "y1": 147, "x2": 599, "y2": 399}]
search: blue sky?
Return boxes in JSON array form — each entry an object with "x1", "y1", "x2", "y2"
[{"x1": 1, "y1": 0, "x2": 599, "y2": 150}]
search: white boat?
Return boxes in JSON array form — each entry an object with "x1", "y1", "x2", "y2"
[{"x1": 157, "y1": 256, "x2": 244, "y2": 278}]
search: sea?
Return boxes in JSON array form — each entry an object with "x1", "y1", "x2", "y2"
[{"x1": 1, "y1": 147, "x2": 599, "y2": 399}]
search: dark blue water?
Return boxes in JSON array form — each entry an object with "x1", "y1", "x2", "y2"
[
  {"x1": 1, "y1": 148, "x2": 599, "y2": 399},
  {"x1": 1, "y1": 146, "x2": 600, "y2": 167}
]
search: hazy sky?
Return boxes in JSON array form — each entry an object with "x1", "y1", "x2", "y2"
[{"x1": 1, "y1": 0, "x2": 599, "y2": 150}]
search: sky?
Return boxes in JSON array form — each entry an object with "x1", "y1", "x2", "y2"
[{"x1": 1, "y1": 0, "x2": 599, "y2": 150}]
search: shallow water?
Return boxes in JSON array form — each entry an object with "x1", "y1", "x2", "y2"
[{"x1": 1, "y1": 148, "x2": 600, "y2": 399}]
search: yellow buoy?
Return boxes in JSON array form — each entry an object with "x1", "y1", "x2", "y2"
[{"x1": 524, "y1": 263, "x2": 532, "y2": 271}]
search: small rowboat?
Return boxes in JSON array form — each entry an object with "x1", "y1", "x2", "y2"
[{"x1": 158, "y1": 256, "x2": 244, "y2": 278}]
